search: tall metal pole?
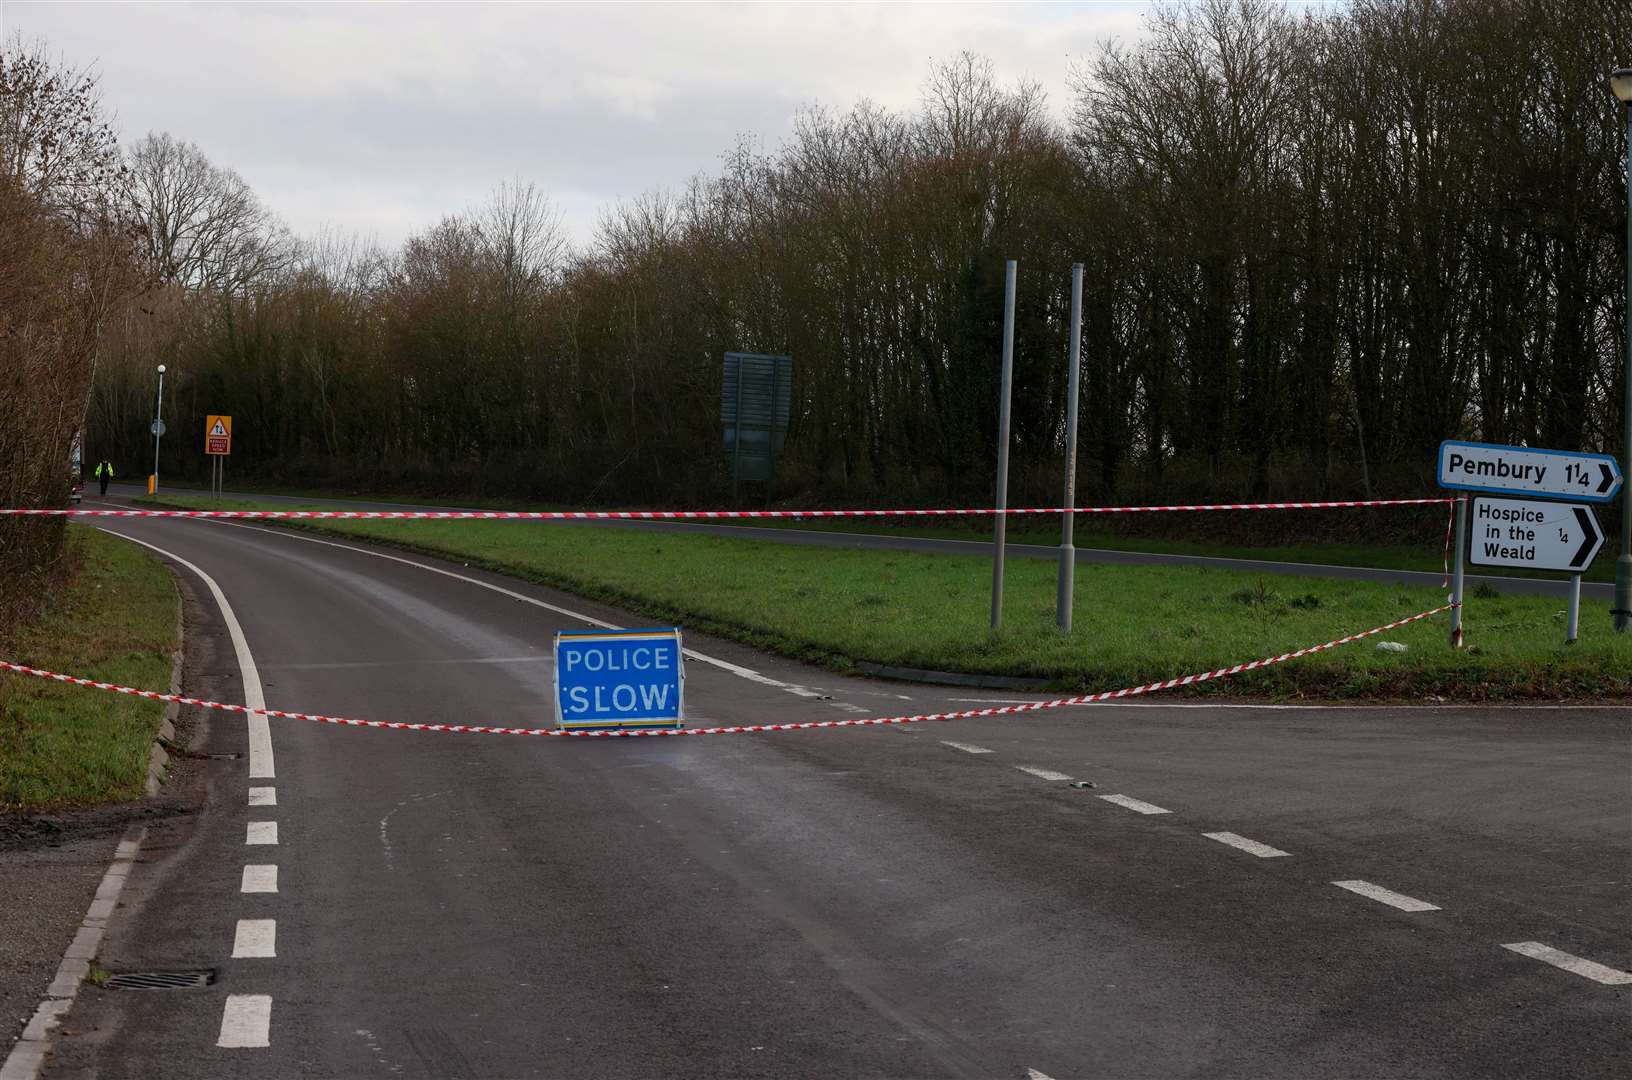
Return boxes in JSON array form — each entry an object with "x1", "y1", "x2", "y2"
[
  {"x1": 1616, "y1": 85, "x2": 1632, "y2": 632},
  {"x1": 1057, "y1": 263, "x2": 1084, "y2": 632},
  {"x1": 1450, "y1": 496, "x2": 1467, "y2": 648},
  {"x1": 991, "y1": 259, "x2": 1017, "y2": 630},
  {"x1": 152, "y1": 364, "x2": 166, "y2": 494}
]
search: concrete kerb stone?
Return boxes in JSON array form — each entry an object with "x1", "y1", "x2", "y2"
[
  {"x1": 854, "y1": 660, "x2": 1051, "y2": 691},
  {"x1": 143, "y1": 592, "x2": 184, "y2": 797}
]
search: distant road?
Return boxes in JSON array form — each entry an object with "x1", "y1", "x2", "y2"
[{"x1": 108, "y1": 482, "x2": 1606, "y2": 600}]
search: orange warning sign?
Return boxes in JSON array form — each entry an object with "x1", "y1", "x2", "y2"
[{"x1": 205, "y1": 415, "x2": 233, "y2": 455}]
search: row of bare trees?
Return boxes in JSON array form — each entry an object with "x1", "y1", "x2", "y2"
[{"x1": 66, "y1": 0, "x2": 1632, "y2": 517}]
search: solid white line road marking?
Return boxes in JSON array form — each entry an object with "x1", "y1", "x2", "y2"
[
  {"x1": 1016, "y1": 766, "x2": 1073, "y2": 782},
  {"x1": 232, "y1": 919, "x2": 276, "y2": 958},
  {"x1": 203, "y1": 519, "x2": 824, "y2": 697},
  {"x1": 246, "y1": 821, "x2": 278, "y2": 845},
  {"x1": 1332, "y1": 880, "x2": 1440, "y2": 912},
  {"x1": 248, "y1": 786, "x2": 276, "y2": 806},
  {"x1": 217, "y1": 995, "x2": 272, "y2": 1048},
  {"x1": 940, "y1": 741, "x2": 993, "y2": 754},
  {"x1": 1501, "y1": 942, "x2": 1632, "y2": 986},
  {"x1": 241, "y1": 865, "x2": 278, "y2": 894},
  {"x1": 1098, "y1": 794, "x2": 1171, "y2": 815},
  {"x1": 102, "y1": 529, "x2": 273, "y2": 778},
  {"x1": 1203, "y1": 832, "x2": 1291, "y2": 858}
]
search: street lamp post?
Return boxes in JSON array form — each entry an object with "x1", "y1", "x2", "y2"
[
  {"x1": 1612, "y1": 68, "x2": 1632, "y2": 632},
  {"x1": 153, "y1": 363, "x2": 166, "y2": 494}
]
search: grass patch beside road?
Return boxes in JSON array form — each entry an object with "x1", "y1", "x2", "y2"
[
  {"x1": 145, "y1": 495, "x2": 1630, "y2": 700},
  {"x1": 0, "y1": 527, "x2": 178, "y2": 811}
]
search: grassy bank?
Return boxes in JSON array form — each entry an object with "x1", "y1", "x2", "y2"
[
  {"x1": 0, "y1": 527, "x2": 178, "y2": 811},
  {"x1": 144, "y1": 495, "x2": 1630, "y2": 700}
]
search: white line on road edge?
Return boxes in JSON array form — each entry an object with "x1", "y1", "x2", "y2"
[
  {"x1": 103, "y1": 529, "x2": 274, "y2": 777},
  {"x1": 246, "y1": 821, "x2": 278, "y2": 845},
  {"x1": 1501, "y1": 942, "x2": 1632, "y2": 986},
  {"x1": 1098, "y1": 794, "x2": 1171, "y2": 815},
  {"x1": 1025, "y1": 1069, "x2": 1058, "y2": 1080},
  {"x1": 1016, "y1": 766, "x2": 1074, "y2": 782},
  {"x1": 248, "y1": 786, "x2": 276, "y2": 806},
  {"x1": 940, "y1": 741, "x2": 993, "y2": 754},
  {"x1": 1332, "y1": 880, "x2": 1440, "y2": 912},
  {"x1": 1203, "y1": 832, "x2": 1291, "y2": 858},
  {"x1": 232, "y1": 919, "x2": 276, "y2": 958},
  {"x1": 242, "y1": 865, "x2": 278, "y2": 894},
  {"x1": 218, "y1": 995, "x2": 272, "y2": 1048},
  {"x1": 202, "y1": 519, "x2": 824, "y2": 698},
  {"x1": 0, "y1": 832, "x2": 146, "y2": 1080}
]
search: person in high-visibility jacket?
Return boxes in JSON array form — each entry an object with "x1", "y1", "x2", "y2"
[{"x1": 94, "y1": 459, "x2": 114, "y2": 496}]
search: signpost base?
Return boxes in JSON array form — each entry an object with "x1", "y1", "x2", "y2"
[{"x1": 1566, "y1": 575, "x2": 1581, "y2": 645}]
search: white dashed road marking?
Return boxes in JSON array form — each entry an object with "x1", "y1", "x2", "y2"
[
  {"x1": 1098, "y1": 794, "x2": 1171, "y2": 815},
  {"x1": 241, "y1": 865, "x2": 278, "y2": 894},
  {"x1": 232, "y1": 919, "x2": 277, "y2": 958},
  {"x1": 1203, "y1": 832, "x2": 1291, "y2": 858},
  {"x1": 248, "y1": 786, "x2": 276, "y2": 806},
  {"x1": 940, "y1": 741, "x2": 993, "y2": 754},
  {"x1": 217, "y1": 995, "x2": 272, "y2": 1048},
  {"x1": 1501, "y1": 942, "x2": 1632, "y2": 986},
  {"x1": 1332, "y1": 880, "x2": 1440, "y2": 912},
  {"x1": 1016, "y1": 766, "x2": 1074, "y2": 782},
  {"x1": 246, "y1": 821, "x2": 278, "y2": 846}
]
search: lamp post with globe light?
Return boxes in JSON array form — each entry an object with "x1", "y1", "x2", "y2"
[
  {"x1": 152, "y1": 364, "x2": 166, "y2": 494},
  {"x1": 1612, "y1": 68, "x2": 1632, "y2": 631}
]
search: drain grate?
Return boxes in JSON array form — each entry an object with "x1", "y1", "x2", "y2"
[{"x1": 103, "y1": 970, "x2": 215, "y2": 990}]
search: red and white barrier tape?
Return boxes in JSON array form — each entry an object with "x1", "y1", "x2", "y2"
[
  {"x1": 0, "y1": 604, "x2": 1451, "y2": 739},
  {"x1": 2, "y1": 497, "x2": 1456, "y2": 521}
]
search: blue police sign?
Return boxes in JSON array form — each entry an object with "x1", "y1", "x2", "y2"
[{"x1": 553, "y1": 628, "x2": 684, "y2": 731}]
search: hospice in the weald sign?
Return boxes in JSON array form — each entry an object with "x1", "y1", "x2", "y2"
[{"x1": 553, "y1": 628, "x2": 684, "y2": 730}]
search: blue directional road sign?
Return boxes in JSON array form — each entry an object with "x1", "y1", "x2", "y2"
[
  {"x1": 553, "y1": 628, "x2": 684, "y2": 731},
  {"x1": 1438, "y1": 440, "x2": 1622, "y2": 503}
]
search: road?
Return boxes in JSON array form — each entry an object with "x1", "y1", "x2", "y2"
[
  {"x1": 106, "y1": 482, "x2": 1610, "y2": 600},
  {"x1": 37, "y1": 497, "x2": 1630, "y2": 1079}
]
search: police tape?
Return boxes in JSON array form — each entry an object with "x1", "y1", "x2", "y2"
[
  {"x1": 0, "y1": 603, "x2": 1453, "y2": 739},
  {"x1": 3, "y1": 496, "x2": 1457, "y2": 521}
]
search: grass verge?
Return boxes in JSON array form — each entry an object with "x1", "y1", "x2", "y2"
[
  {"x1": 0, "y1": 526, "x2": 179, "y2": 811},
  {"x1": 142, "y1": 494, "x2": 1630, "y2": 700}
]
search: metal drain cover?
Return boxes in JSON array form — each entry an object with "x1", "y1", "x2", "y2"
[{"x1": 104, "y1": 970, "x2": 215, "y2": 990}]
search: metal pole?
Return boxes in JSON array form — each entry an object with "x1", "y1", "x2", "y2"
[
  {"x1": 1057, "y1": 263, "x2": 1084, "y2": 632},
  {"x1": 1450, "y1": 496, "x2": 1468, "y2": 648},
  {"x1": 731, "y1": 360, "x2": 743, "y2": 508},
  {"x1": 1616, "y1": 95, "x2": 1632, "y2": 632},
  {"x1": 1567, "y1": 574, "x2": 1582, "y2": 644},
  {"x1": 991, "y1": 259, "x2": 1017, "y2": 630},
  {"x1": 152, "y1": 367, "x2": 165, "y2": 493}
]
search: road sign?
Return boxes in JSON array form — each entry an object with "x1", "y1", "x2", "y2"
[
  {"x1": 205, "y1": 414, "x2": 233, "y2": 455},
  {"x1": 553, "y1": 628, "x2": 684, "y2": 731},
  {"x1": 149, "y1": 419, "x2": 166, "y2": 437},
  {"x1": 1438, "y1": 440, "x2": 1621, "y2": 503},
  {"x1": 1469, "y1": 498, "x2": 1605, "y2": 573},
  {"x1": 722, "y1": 353, "x2": 792, "y2": 488}
]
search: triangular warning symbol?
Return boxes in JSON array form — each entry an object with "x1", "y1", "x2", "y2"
[{"x1": 209, "y1": 419, "x2": 228, "y2": 436}]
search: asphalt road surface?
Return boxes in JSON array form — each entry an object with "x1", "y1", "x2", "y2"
[
  {"x1": 105, "y1": 482, "x2": 1609, "y2": 601},
  {"x1": 37, "y1": 497, "x2": 1630, "y2": 1079}
]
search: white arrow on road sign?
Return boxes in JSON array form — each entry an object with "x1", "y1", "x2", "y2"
[
  {"x1": 1469, "y1": 498, "x2": 1605, "y2": 573},
  {"x1": 1439, "y1": 441, "x2": 1622, "y2": 503}
]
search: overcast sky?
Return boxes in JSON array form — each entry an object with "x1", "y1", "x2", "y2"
[{"x1": 2, "y1": 1, "x2": 1153, "y2": 249}]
